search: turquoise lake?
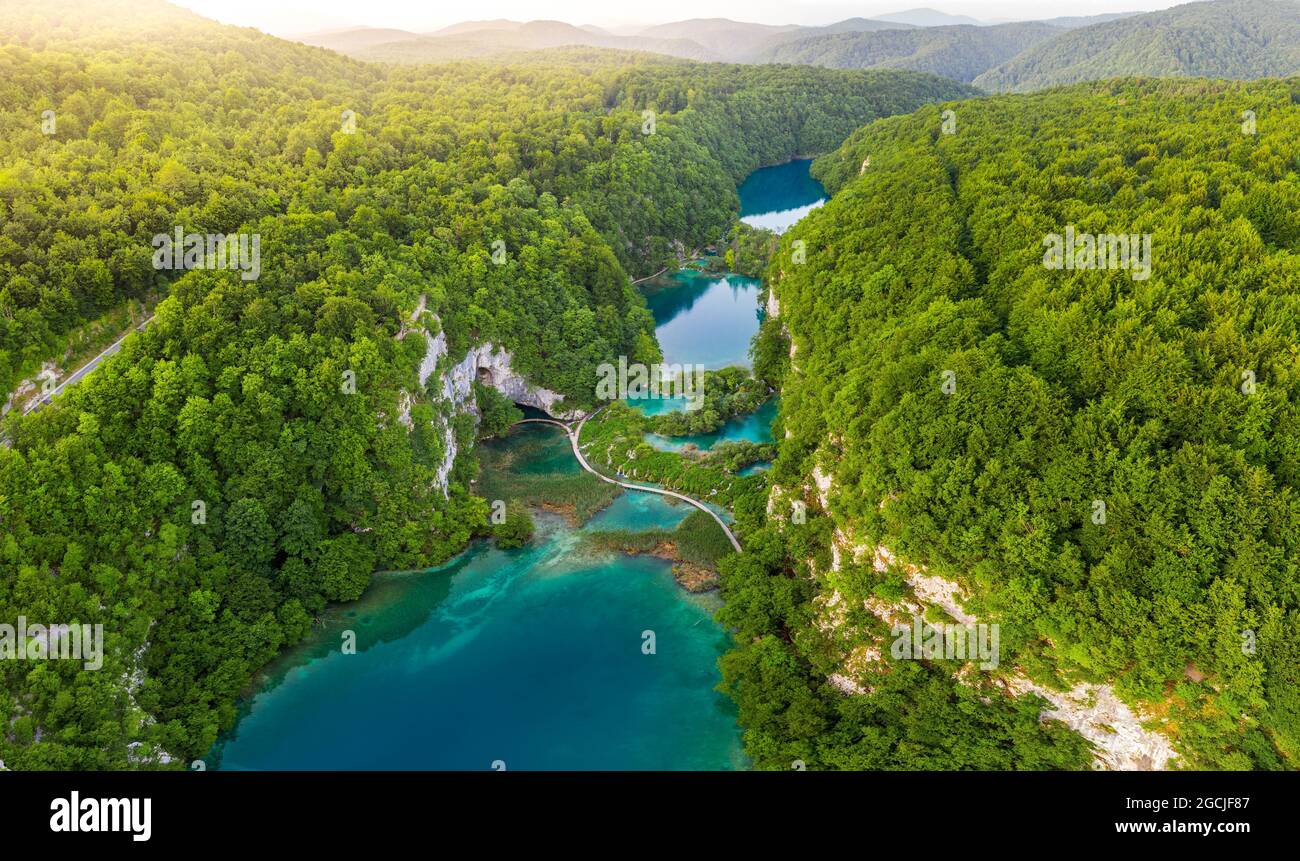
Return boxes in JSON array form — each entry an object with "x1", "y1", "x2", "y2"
[
  {"x1": 644, "y1": 397, "x2": 779, "y2": 452},
  {"x1": 210, "y1": 429, "x2": 745, "y2": 771},
  {"x1": 209, "y1": 159, "x2": 821, "y2": 771}
]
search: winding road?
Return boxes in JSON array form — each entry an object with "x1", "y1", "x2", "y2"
[
  {"x1": 511, "y1": 412, "x2": 743, "y2": 554},
  {"x1": 20, "y1": 315, "x2": 154, "y2": 416}
]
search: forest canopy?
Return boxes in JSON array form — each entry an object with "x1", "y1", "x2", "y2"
[
  {"x1": 753, "y1": 76, "x2": 1300, "y2": 769},
  {"x1": 0, "y1": 0, "x2": 969, "y2": 769}
]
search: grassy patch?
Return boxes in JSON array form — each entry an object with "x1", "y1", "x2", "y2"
[
  {"x1": 475, "y1": 426, "x2": 621, "y2": 524},
  {"x1": 586, "y1": 509, "x2": 733, "y2": 569}
]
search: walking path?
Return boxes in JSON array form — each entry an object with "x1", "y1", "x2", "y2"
[{"x1": 511, "y1": 412, "x2": 743, "y2": 554}]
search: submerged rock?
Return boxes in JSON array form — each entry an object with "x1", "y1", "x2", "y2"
[{"x1": 673, "y1": 562, "x2": 719, "y2": 593}]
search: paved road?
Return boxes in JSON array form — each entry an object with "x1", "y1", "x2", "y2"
[
  {"x1": 21, "y1": 316, "x2": 154, "y2": 416},
  {"x1": 511, "y1": 412, "x2": 744, "y2": 554}
]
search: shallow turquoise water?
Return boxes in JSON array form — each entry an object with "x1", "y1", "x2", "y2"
[
  {"x1": 623, "y1": 394, "x2": 694, "y2": 416},
  {"x1": 209, "y1": 425, "x2": 745, "y2": 771},
  {"x1": 645, "y1": 398, "x2": 779, "y2": 452},
  {"x1": 209, "y1": 517, "x2": 743, "y2": 770},
  {"x1": 586, "y1": 492, "x2": 693, "y2": 532},
  {"x1": 738, "y1": 158, "x2": 827, "y2": 233}
]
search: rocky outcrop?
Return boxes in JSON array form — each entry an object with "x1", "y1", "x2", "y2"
[
  {"x1": 765, "y1": 289, "x2": 780, "y2": 319},
  {"x1": 400, "y1": 300, "x2": 580, "y2": 495},
  {"x1": 2, "y1": 363, "x2": 57, "y2": 416},
  {"x1": 1002, "y1": 677, "x2": 1177, "y2": 771},
  {"x1": 823, "y1": 517, "x2": 1178, "y2": 771},
  {"x1": 426, "y1": 341, "x2": 580, "y2": 422},
  {"x1": 776, "y1": 446, "x2": 1178, "y2": 771}
]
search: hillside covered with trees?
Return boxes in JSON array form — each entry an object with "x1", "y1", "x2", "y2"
[
  {"x1": 976, "y1": 0, "x2": 1300, "y2": 92},
  {"x1": 0, "y1": 0, "x2": 970, "y2": 768},
  {"x1": 748, "y1": 21, "x2": 1065, "y2": 84},
  {"x1": 301, "y1": 17, "x2": 915, "y2": 66},
  {"x1": 740, "y1": 76, "x2": 1300, "y2": 769},
  {"x1": 305, "y1": 20, "x2": 720, "y2": 64}
]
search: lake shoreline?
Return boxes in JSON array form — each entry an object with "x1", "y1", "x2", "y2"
[{"x1": 209, "y1": 158, "x2": 828, "y2": 772}]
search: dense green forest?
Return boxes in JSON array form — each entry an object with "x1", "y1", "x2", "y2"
[
  {"x1": 0, "y1": 0, "x2": 967, "y2": 400},
  {"x1": 739, "y1": 76, "x2": 1300, "y2": 769},
  {"x1": 0, "y1": 0, "x2": 969, "y2": 768},
  {"x1": 647, "y1": 367, "x2": 770, "y2": 435},
  {"x1": 975, "y1": 0, "x2": 1300, "y2": 92},
  {"x1": 748, "y1": 21, "x2": 1064, "y2": 84}
]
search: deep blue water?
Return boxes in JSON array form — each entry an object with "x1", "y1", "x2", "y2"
[
  {"x1": 738, "y1": 158, "x2": 826, "y2": 233},
  {"x1": 641, "y1": 159, "x2": 826, "y2": 371}
]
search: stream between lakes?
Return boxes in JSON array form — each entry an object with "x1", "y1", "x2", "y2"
[{"x1": 208, "y1": 159, "x2": 826, "y2": 770}]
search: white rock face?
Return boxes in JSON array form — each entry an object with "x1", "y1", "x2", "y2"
[
  {"x1": 824, "y1": 525, "x2": 1178, "y2": 771},
  {"x1": 419, "y1": 327, "x2": 445, "y2": 391},
  {"x1": 403, "y1": 305, "x2": 579, "y2": 495},
  {"x1": 790, "y1": 440, "x2": 1179, "y2": 771},
  {"x1": 428, "y1": 342, "x2": 580, "y2": 422},
  {"x1": 1003, "y1": 677, "x2": 1178, "y2": 771},
  {"x1": 811, "y1": 463, "x2": 833, "y2": 509},
  {"x1": 1, "y1": 362, "x2": 58, "y2": 416}
]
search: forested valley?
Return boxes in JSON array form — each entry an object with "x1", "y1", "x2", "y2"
[
  {"x1": 6, "y1": 0, "x2": 1300, "y2": 775},
  {"x1": 0, "y1": 0, "x2": 970, "y2": 768}
]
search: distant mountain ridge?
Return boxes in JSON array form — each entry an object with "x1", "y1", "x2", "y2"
[
  {"x1": 633, "y1": 17, "x2": 804, "y2": 59},
  {"x1": 301, "y1": 20, "x2": 721, "y2": 63},
  {"x1": 975, "y1": 0, "x2": 1300, "y2": 91},
  {"x1": 296, "y1": 16, "x2": 915, "y2": 64},
  {"x1": 874, "y1": 7, "x2": 985, "y2": 27},
  {"x1": 304, "y1": 4, "x2": 1300, "y2": 96},
  {"x1": 748, "y1": 21, "x2": 1066, "y2": 83}
]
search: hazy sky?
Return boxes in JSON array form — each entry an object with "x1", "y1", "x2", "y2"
[{"x1": 171, "y1": 0, "x2": 1186, "y2": 36}]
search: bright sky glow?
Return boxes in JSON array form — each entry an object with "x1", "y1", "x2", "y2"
[{"x1": 169, "y1": 0, "x2": 1187, "y2": 37}]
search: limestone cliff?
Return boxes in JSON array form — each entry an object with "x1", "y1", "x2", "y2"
[
  {"x1": 764, "y1": 279, "x2": 1177, "y2": 771},
  {"x1": 399, "y1": 298, "x2": 579, "y2": 495}
]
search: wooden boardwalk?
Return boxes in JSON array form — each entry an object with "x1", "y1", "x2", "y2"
[{"x1": 510, "y1": 413, "x2": 743, "y2": 554}]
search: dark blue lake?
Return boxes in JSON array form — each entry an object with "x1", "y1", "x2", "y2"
[
  {"x1": 738, "y1": 158, "x2": 826, "y2": 233},
  {"x1": 642, "y1": 270, "x2": 763, "y2": 370},
  {"x1": 642, "y1": 158, "x2": 826, "y2": 371}
]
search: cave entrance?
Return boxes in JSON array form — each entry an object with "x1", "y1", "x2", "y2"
[
  {"x1": 476, "y1": 366, "x2": 495, "y2": 387},
  {"x1": 516, "y1": 403, "x2": 550, "y2": 421}
]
